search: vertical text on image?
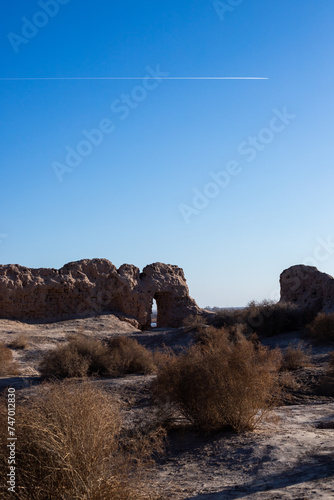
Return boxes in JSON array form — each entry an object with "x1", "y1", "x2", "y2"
[{"x1": 7, "y1": 388, "x2": 16, "y2": 493}]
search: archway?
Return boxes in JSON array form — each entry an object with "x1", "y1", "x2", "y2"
[
  {"x1": 153, "y1": 292, "x2": 173, "y2": 328},
  {"x1": 151, "y1": 298, "x2": 157, "y2": 328}
]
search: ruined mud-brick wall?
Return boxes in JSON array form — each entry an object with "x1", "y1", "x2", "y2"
[
  {"x1": 280, "y1": 265, "x2": 334, "y2": 314},
  {"x1": 0, "y1": 259, "x2": 201, "y2": 329}
]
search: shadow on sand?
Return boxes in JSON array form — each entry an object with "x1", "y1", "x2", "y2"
[
  {"x1": 188, "y1": 452, "x2": 334, "y2": 499},
  {"x1": 0, "y1": 376, "x2": 41, "y2": 392}
]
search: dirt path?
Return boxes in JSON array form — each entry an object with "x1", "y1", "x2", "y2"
[{"x1": 152, "y1": 403, "x2": 334, "y2": 499}]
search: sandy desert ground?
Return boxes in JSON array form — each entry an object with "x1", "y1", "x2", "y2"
[{"x1": 1, "y1": 314, "x2": 334, "y2": 499}]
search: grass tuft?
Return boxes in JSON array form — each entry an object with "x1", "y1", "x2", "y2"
[{"x1": 0, "y1": 381, "x2": 164, "y2": 499}]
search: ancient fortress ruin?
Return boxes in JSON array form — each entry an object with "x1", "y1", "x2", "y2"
[
  {"x1": 280, "y1": 264, "x2": 334, "y2": 313},
  {"x1": 0, "y1": 259, "x2": 201, "y2": 329},
  {"x1": 1, "y1": 260, "x2": 333, "y2": 329}
]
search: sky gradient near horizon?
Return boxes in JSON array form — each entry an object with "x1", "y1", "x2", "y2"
[{"x1": 1, "y1": 0, "x2": 334, "y2": 307}]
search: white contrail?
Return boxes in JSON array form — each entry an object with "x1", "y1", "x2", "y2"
[{"x1": 0, "y1": 76, "x2": 268, "y2": 81}]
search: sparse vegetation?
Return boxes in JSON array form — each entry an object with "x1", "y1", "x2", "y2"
[
  {"x1": 39, "y1": 334, "x2": 155, "y2": 379},
  {"x1": 211, "y1": 307, "x2": 245, "y2": 329},
  {"x1": 182, "y1": 314, "x2": 206, "y2": 329},
  {"x1": 39, "y1": 337, "x2": 93, "y2": 379},
  {"x1": 245, "y1": 301, "x2": 303, "y2": 336},
  {"x1": 327, "y1": 351, "x2": 334, "y2": 377},
  {"x1": 318, "y1": 351, "x2": 334, "y2": 396},
  {"x1": 213, "y1": 300, "x2": 310, "y2": 337},
  {"x1": 307, "y1": 312, "x2": 334, "y2": 343},
  {"x1": 281, "y1": 341, "x2": 312, "y2": 371},
  {"x1": 0, "y1": 381, "x2": 164, "y2": 499},
  {"x1": 0, "y1": 342, "x2": 19, "y2": 376},
  {"x1": 8, "y1": 335, "x2": 28, "y2": 350},
  {"x1": 152, "y1": 329, "x2": 282, "y2": 433},
  {"x1": 279, "y1": 371, "x2": 300, "y2": 391},
  {"x1": 106, "y1": 337, "x2": 156, "y2": 376},
  {"x1": 195, "y1": 324, "x2": 246, "y2": 346}
]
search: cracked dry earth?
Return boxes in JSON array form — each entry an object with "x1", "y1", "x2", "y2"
[{"x1": 0, "y1": 316, "x2": 334, "y2": 499}]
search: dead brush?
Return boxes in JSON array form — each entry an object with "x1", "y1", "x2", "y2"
[
  {"x1": 182, "y1": 314, "x2": 206, "y2": 330},
  {"x1": 0, "y1": 381, "x2": 165, "y2": 500},
  {"x1": 39, "y1": 334, "x2": 156, "y2": 379},
  {"x1": 307, "y1": 312, "x2": 334, "y2": 343},
  {"x1": 152, "y1": 333, "x2": 282, "y2": 433},
  {"x1": 195, "y1": 324, "x2": 246, "y2": 347},
  {"x1": 0, "y1": 342, "x2": 19, "y2": 376},
  {"x1": 326, "y1": 351, "x2": 334, "y2": 377},
  {"x1": 279, "y1": 370, "x2": 300, "y2": 391},
  {"x1": 152, "y1": 346, "x2": 180, "y2": 373},
  {"x1": 281, "y1": 341, "x2": 312, "y2": 371},
  {"x1": 318, "y1": 352, "x2": 334, "y2": 396},
  {"x1": 8, "y1": 335, "x2": 28, "y2": 350},
  {"x1": 212, "y1": 300, "x2": 310, "y2": 337},
  {"x1": 39, "y1": 337, "x2": 92, "y2": 379},
  {"x1": 106, "y1": 337, "x2": 156, "y2": 377},
  {"x1": 244, "y1": 300, "x2": 305, "y2": 337}
]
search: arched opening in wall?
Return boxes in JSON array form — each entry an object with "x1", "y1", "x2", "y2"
[
  {"x1": 151, "y1": 298, "x2": 157, "y2": 328},
  {"x1": 154, "y1": 292, "x2": 173, "y2": 328}
]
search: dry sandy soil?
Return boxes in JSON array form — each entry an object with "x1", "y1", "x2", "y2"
[{"x1": 1, "y1": 314, "x2": 334, "y2": 499}]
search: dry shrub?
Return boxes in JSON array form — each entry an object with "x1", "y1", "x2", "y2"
[
  {"x1": 318, "y1": 352, "x2": 334, "y2": 396},
  {"x1": 213, "y1": 301, "x2": 308, "y2": 337},
  {"x1": 8, "y1": 335, "x2": 28, "y2": 350},
  {"x1": 211, "y1": 308, "x2": 245, "y2": 328},
  {"x1": 319, "y1": 376, "x2": 334, "y2": 397},
  {"x1": 195, "y1": 324, "x2": 246, "y2": 347},
  {"x1": 152, "y1": 347, "x2": 174, "y2": 372},
  {"x1": 326, "y1": 351, "x2": 334, "y2": 377},
  {"x1": 279, "y1": 371, "x2": 300, "y2": 391},
  {"x1": 281, "y1": 341, "x2": 312, "y2": 371},
  {"x1": 0, "y1": 342, "x2": 19, "y2": 376},
  {"x1": 39, "y1": 335, "x2": 155, "y2": 379},
  {"x1": 39, "y1": 340, "x2": 91, "y2": 379},
  {"x1": 182, "y1": 314, "x2": 205, "y2": 329},
  {"x1": 106, "y1": 337, "x2": 156, "y2": 376},
  {"x1": 65, "y1": 334, "x2": 110, "y2": 375},
  {"x1": 0, "y1": 381, "x2": 164, "y2": 499},
  {"x1": 307, "y1": 312, "x2": 334, "y2": 342},
  {"x1": 244, "y1": 300, "x2": 307, "y2": 337},
  {"x1": 152, "y1": 333, "x2": 282, "y2": 433}
]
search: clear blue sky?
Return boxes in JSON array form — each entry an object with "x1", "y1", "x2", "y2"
[{"x1": 1, "y1": 0, "x2": 334, "y2": 307}]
